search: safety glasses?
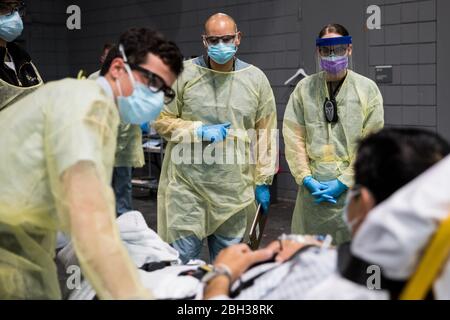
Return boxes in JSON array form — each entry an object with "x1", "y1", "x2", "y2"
[
  {"x1": 318, "y1": 45, "x2": 349, "y2": 57},
  {"x1": 129, "y1": 63, "x2": 176, "y2": 104},
  {"x1": 202, "y1": 33, "x2": 238, "y2": 46},
  {"x1": 0, "y1": 1, "x2": 26, "y2": 17}
]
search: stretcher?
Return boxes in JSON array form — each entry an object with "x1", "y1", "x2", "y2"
[{"x1": 400, "y1": 213, "x2": 450, "y2": 299}]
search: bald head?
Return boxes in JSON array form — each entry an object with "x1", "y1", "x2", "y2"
[{"x1": 204, "y1": 13, "x2": 238, "y2": 36}]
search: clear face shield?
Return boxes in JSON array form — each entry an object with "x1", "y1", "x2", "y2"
[
  {"x1": 315, "y1": 36, "x2": 353, "y2": 75},
  {"x1": 314, "y1": 36, "x2": 353, "y2": 124}
]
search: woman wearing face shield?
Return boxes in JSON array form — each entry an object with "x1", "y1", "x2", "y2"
[
  {"x1": 283, "y1": 24, "x2": 384, "y2": 245},
  {"x1": 0, "y1": 0, "x2": 43, "y2": 110}
]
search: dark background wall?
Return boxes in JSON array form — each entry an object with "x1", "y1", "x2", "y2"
[
  {"x1": 368, "y1": 0, "x2": 438, "y2": 132},
  {"x1": 21, "y1": 0, "x2": 449, "y2": 201},
  {"x1": 23, "y1": 0, "x2": 70, "y2": 79}
]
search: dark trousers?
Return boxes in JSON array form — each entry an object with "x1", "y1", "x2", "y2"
[{"x1": 112, "y1": 167, "x2": 133, "y2": 216}]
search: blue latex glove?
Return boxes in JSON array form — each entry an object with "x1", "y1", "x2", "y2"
[
  {"x1": 197, "y1": 122, "x2": 231, "y2": 143},
  {"x1": 314, "y1": 194, "x2": 338, "y2": 204},
  {"x1": 312, "y1": 179, "x2": 348, "y2": 203},
  {"x1": 140, "y1": 122, "x2": 150, "y2": 134},
  {"x1": 303, "y1": 176, "x2": 327, "y2": 193},
  {"x1": 255, "y1": 185, "x2": 270, "y2": 213},
  {"x1": 303, "y1": 176, "x2": 337, "y2": 204}
]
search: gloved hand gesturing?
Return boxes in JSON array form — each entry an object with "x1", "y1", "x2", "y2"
[
  {"x1": 303, "y1": 176, "x2": 337, "y2": 204},
  {"x1": 312, "y1": 179, "x2": 348, "y2": 204},
  {"x1": 197, "y1": 122, "x2": 231, "y2": 143},
  {"x1": 255, "y1": 185, "x2": 271, "y2": 213}
]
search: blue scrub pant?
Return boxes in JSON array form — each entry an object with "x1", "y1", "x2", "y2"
[
  {"x1": 112, "y1": 166, "x2": 133, "y2": 216},
  {"x1": 172, "y1": 234, "x2": 242, "y2": 264}
]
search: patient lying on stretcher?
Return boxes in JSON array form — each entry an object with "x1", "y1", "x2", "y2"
[
  {"x1": 202, "y1": 128, "x2": 450, "y2": 300},
  {"x1": 57, "y1": 128, "x2": 450, "y2": 300}
]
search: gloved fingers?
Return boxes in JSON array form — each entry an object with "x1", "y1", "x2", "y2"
[
  {"x1": 217, "y1": 131, "x2": 226, "y2": 142},
  {"x1": 256, "y1": 187, "x2": 270, "y2": 213},
  {"x1": 206, "y1": 127, "x2": 229, "y2": 143},
  {"x1": 312, "y1": 189, "x2": 331, "y2": 197},
  {"x1": 315, "y1": 197, "x2": 337, "y2": 204},
  {"x1": 318, "y1": 194, "x2": 334, "y2": 200},
  {"x1": 317, "y1": 183, "x2": 328, "y2": 190},
  {"x1": 261, "y1": 202, "x2": 269, "y2": 214},
  {"x1": 305, "y1": 180, "x2": 327, "y2": 191},
  {"x1": 222, "y1": 122, "x2": 232, "y2": 129},
  {"x1": 308, "y1": 187, "x2": 324, "y2": 195},
  {"x1": 220, "y1": 127, "x2": 228, "y2": 138},
  {"x1": 313, "y1": 180, "x2": 329, "y2": 189}
]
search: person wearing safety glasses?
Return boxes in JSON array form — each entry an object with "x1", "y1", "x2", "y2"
[
  {"x1": 0, "y1": 28, "x2": 183, "y2": 299},
  {"x1": 89, "y1": 41, "x2": 155, "y2": 218},
  {"x1": 283, "y1": 24, "x2": 384, "y2": 245},
  {"x1": 154, "y1": 13, "x2": 277, "y2": 264},
  {"x1": 0, "y1": 0, "x2": 42, "y2": 110}
]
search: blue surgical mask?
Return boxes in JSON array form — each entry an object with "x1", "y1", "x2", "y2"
[
  {"x1": 117, "y1": 80, "x2": 164, "y2": 125},
  {"x1": 343, "y1": 209, "x2": 360, "y2": 231},
  {"x1": 208, "y1": 43, "x2": 237, "y2": 65},
  {"x1": 0, "y1": 12, "x2": 23, "y2": 42},
  {"x1": 116, "y1": 44, "x2": 165, "y2": 125},
  {"x1": 342, "y1": 190, "x2": 362, "y2": 231}
]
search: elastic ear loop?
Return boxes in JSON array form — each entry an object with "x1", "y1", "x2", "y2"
[
  {"x1": 118, "y1": 44, "x2": 136, "y2": 87},
  {"x1": 116, "y1": 79, "x2": 123, "y2": 97}
]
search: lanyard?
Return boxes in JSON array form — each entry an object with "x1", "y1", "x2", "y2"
[
  {"x1": 324, "y1": 76, "x2": 346, "y2": 125},
  {"x1": 327, "y1": 76, "x2": 346, "y2": 100}
]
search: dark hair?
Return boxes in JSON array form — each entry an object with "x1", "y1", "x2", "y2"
[
  {"x1": 100, "y1": 28, "x2": 184, "y2": 77},
  {"x1": 318, "y1": 24, "x2": 350, "y2": 38},
  {"x1": 0, "y1": 0, "x2": 21, "y2": 5},
  {"x1": 354, "y1": 128, "x2": 450, "y2": 204},
  {"x1": 102, "y1": 42, "x2": 114, "y2": 52}
]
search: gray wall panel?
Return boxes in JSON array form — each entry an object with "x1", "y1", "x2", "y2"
[{"x1": 19, "y1": 0, "x2": 448, "y2": 201}]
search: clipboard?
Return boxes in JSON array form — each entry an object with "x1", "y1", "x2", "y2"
[{"x1": 247, "y1": 204, "x2": 268, "y2": 250}]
